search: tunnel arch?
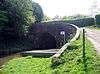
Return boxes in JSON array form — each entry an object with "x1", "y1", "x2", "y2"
[{"x1": 29, "y1": 22, "x2": 77, "y2": 49}]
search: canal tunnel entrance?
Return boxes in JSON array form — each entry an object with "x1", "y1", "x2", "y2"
[{"x1": 37, "y1": 32, "x2": 57, "y2": 49}]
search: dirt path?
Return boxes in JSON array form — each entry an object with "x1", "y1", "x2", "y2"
[{"x1": 85, "y1": 28, "x2": 100, "y2": 54}]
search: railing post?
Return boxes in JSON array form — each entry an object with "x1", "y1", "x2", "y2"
[
  {"x1": 82, "y1": 29, "x2": 86, "y2": 67},
  {"x1": 63, "y1": 33, "x2": 65, "y2": 44}
]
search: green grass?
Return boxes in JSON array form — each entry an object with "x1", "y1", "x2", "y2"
[
  {"x1": 0, "y1": 57, "x2": 52, "y2": 74},
  {"x1": 52, "y1": 33, "x2": 100, "y2": 74},
  {"x1": 0, "y1": 33, "x2": 100, "y2": 74}
]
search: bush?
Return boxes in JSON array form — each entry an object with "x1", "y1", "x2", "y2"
[{"x1": 95, "y1": 14, "x2": 100, "y2": 26}]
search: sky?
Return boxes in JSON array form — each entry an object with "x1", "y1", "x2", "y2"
[{"x1": 33, "y1": 0, "x2": 100, "y2": 18}]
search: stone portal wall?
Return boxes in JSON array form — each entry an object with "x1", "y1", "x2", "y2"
[{"x1": 28, "y1": 21, "x2": 77, "y2": 49}]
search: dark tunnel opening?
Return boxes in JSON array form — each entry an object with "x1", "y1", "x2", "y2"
[{"x1": 37, "y1": 32, "x2": 57, "y2": 49}]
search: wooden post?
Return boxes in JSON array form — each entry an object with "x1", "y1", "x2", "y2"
[
  {"x1": 60, "y1": 31, "x2": 65, "y2": 45},
  {"x1": 82, "y1": 29, "x2": 86, "y2": 65}
]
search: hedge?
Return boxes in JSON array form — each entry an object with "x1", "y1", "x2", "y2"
[
  {"x1": 62, "y1": 18, "x2": 95, "y2": 27},
  {"x1": 95, "y1": 14, "x2": 100, "y2": 26}
]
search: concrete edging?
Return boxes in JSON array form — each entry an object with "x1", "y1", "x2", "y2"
[{"x1": 52, "y1": 24, "x2": 80, "y2": 58}]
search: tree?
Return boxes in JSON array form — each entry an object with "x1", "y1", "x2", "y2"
[
  {"x1": 7, "y1": 0, "x2": 35, "y2": 34},
  {"x1": 0, "y1": 0, "x2": 37, "y2": 54},
  {"x1": 32, "y1": 2, "x2": 44, "y2": 23}
]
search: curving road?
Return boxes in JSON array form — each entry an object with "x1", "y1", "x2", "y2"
[{"x1": 86, "y1": 28, "x2": 100, "y2": 54}]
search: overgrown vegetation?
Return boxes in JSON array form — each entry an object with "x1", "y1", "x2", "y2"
[
  {"x1": 1, "y1": 33, "x2": 100, "y2": 74},
  {"x1": 0, "y1": 0, "x2": 44, "y2": 56}
]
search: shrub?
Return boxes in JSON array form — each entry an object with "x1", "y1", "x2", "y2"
[{"x1": 95, "y1": 14, "x2": 100, "y2": 25}]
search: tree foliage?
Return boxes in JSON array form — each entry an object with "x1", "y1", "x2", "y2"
[
  {"x1": 6, "y1": 0, "x2": 35, "y2": 34},
  {"x1": 0, "y1": 0, "x2": 44, "y2": 35},
  {"x1": 0, "y1": 0, "x2": 44, "y2": 54},
  {"x1": 32, "y1": 2, "x2": 44, "y2": 23},
  {"x1": 0, "y1": 0, "x2": 36, "y2": 36}
]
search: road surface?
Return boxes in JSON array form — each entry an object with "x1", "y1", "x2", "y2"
[{"x1": 86, "y1": 28, "x2": 100, "y2": 54}]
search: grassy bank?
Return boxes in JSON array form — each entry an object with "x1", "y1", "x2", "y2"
[
  {"x1": 52, "y1": 33, "x2": 100, "y2": 74},
  {"x1": 0, "y1": 57, "x2": 52, "y2": 74},
  {"x1": 0, "y1": 33, "x2": 100, "y2": 74}
]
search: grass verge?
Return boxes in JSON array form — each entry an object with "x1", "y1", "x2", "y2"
[
  {"x1": 0, "y1": 33, "x2": 100, "y2": 74},
  {"x1": 52, "y1": 33, "x2": 100, "y2": 74}
]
